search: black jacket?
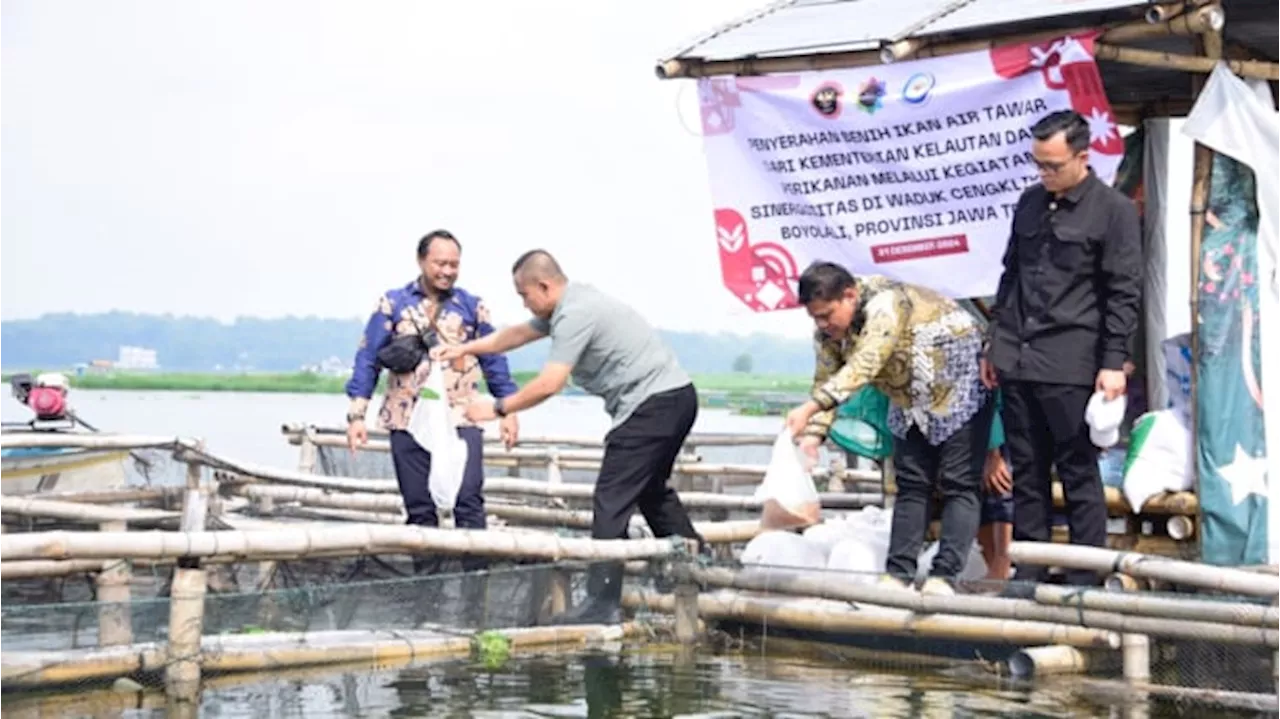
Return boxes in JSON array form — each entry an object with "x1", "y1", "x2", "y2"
[{"x1": 986, "y1": 171, "x2": 1142, "y2": 386}]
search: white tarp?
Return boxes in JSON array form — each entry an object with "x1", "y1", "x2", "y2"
[{"x1": 1141, "y1": 119, "x2": 1195, "y2": 411}]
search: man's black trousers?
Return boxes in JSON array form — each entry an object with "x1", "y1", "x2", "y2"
[
  {"x1": 389, "y1": 426, "x2": 487, "y2": 572},
  {"x1": 886, "y1": 396, "x2": 995, "y2": 582},
  {"x1": 1002, "y1": 380, "x2": 1107, "y2": 586},
  {"x1": 592, "y1": 384, "x2": 704, "y2": 546}
]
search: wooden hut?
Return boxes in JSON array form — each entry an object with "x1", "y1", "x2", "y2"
[{"x1": 651, "y1": 0, "x2": 1279, "y2": 567}]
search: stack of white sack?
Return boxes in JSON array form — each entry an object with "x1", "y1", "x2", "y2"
[{"x1": 741, "y1": 506, "x2": 987, "y2": 585}]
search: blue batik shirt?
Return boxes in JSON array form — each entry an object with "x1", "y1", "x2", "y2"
[{"x1": 345, "y1": 278, "x2": 517, "y2": 431}]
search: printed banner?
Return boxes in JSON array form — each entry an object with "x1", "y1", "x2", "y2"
[
  {"x1": 1182, "y1": 64, "x2": 1274, "y2": 562},
  {"x1": 697, "y1": 33, "x2": 1124, "y2": 310}
]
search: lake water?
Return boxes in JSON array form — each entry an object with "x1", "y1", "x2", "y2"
[
  {"x1": 1, "y1": 389, "x2": 786, "y2": 470},
  {"x1": 1, "y1": 391, "x2": 1257, "y2": 718}
]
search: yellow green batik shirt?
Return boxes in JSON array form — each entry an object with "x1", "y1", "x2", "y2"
[{"x1": 804, "y1": 275, "x2": 990, "y2": 446}]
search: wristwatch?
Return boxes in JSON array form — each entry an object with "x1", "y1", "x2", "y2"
[
  {"x1": 494, "y1": 398, "x2": 508, "y2": 418},
  {"x1": 346, "y1": 411, "x2": 365, "y2": 424}
]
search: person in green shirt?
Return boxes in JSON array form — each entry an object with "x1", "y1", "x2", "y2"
[{"x1": 979, "y1": 390, "x2": 1014, "y2": 585}]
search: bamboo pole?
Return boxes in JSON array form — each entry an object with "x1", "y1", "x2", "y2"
[
  {"x1": 1166, "y1": 515, "x2": 1196, "y2": 540},
  {"x1": 623, "y1": 589, "x2": 1119, "y2": 648},
  {"x1": 259, "y1": 500, "x2": 763, "y2": 544},
  {"x1": 282, "y1": 423, "x2": 782, "y2": 448},
  {"x1": 881, "y1": 7, "x2": 1222, "y2": 63},
  {"x1": 22, "y1": 486, "x2": 184, "y2": 505},
  {"x1": 1101, "y1": 4, "x2": 1223, "y2": 44},
  {"x1": 278, "y1": 433, "x2": 880, "y2": 484},
  {"x1": 216, "y1": 459, "x2": 879, "y2": 496},
  {"x1": 1034, "y1": 585, "x2": 1278, "y2": 628},
  {"x1": 165, "y1": 566, "x2": 206, "y2": 701},
  {"x1": 167, "y1": 446, "x2": 210, "y2": 703},
  {"x1": 1008, "y1": 543, "x2": 1280, "y2": 598},
  {"x1": 1187, "y1": 26, "x2": 1221, "y2": 563},
  {"x1": 2, "y1": 546, "x2": 450, "y2": 578},
  {"x1": 1121, "y1": 632, "x2": 1151, "y2": 681},
  {"x1": 1106, "y1": 573, "x2": 1143, "y2": 592},
  {"x1": 0, "y1": 496, "x2": 180, "y2": 524},
  {"x1": 2, "y1": 559, "x2": 109, "y2": 578},
  {"x1": 1071, "y1": 677, "x2": 1280, "y2": 715},
  {"x1": 0, "y1": 525, "x2": 696, "y2": 563},
  {"x1": 657, "y1": 21, "x2": 1278, "y2": 81},
  {"x1": 293, "y1": 434, "x2": 702, "y2": 464},
  {"x1": 1006, "y1": 645, "x2": 1090, "y2": 678},
  {"x1": 674, "y1": 583, "x2": 701, "y2": 642},
  {"x1": 297, "y1": 429, "x2": 318, "y2": 473},
  {"x1": 95, "y1": 521, "x2": 132, "y2": 648},
  {"x1": 0, "y1": 623, "x2": 643, "y2": 688},
  {"x1": 1051, "y1": 483, "x2": 1198, "y2": 516},
  {"x1": 686, "y1": 565, "x2": 1276, "y2": 646},
  {"x1": 228, "y1": 480, "x2": 880, "y2": 512},
  {"x1": 0, "y1": 433, "x2": 197, "y2": 451},
  {"x1": 1094, "y1": 43, "x2": 1276, "y2": 81}
]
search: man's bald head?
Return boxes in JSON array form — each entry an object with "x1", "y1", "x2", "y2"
[
  {"x1": 511, "y1": 249, "x2": 567, "y2": 285},
  {"x1": 512, "y1": 249, "x2": 567, "y2": 320}
]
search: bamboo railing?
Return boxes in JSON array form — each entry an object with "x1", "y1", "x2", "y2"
[{"x1": 0, "y1": 622, "x2": 644, "y2": 689}]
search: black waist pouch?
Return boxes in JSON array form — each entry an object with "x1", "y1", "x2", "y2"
[
  {"x1": 376, "y1": 333, "x2": 429, "y2": 374},
  {"x1": 374, "y1": 302, "x2": 442, "y2": 374}
]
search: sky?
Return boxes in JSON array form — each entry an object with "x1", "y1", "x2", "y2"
[{"x1": 1, "y1": 0, "x2": 816, "y2": 338}]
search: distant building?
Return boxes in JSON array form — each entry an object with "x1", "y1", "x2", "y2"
[
  {"x1": 300, "y1": 356, "x2": 350, "y2": 377},
  {"x1": 86, "y1": 359, "x2": 114, "y2": 375},
  {"x1": 117, "y1": 346, "x2": 159, "y2": 370}
]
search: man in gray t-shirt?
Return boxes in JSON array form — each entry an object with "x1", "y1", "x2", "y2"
[{"x1": 435, "y1": 249, "x2": 705, "y2": 624}]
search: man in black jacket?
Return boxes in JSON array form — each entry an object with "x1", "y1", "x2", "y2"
[{"x1": 981, "y1": 110, "x2": 1142, "y2": 588}]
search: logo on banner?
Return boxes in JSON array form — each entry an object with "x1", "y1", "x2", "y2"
[
  {"x1": 713, "y1": 208, "x2": 800, "y2": 312},
  {"x1": 901, "y1": 73, "x2": 935, "y2": 105},
  {"x1": 856, "y1": 77, "x2": 886, "y2": 115},
  {"x1": 810, "y1": 82, "x2": 844, "y2": 118},
  {"x1": 697, "y1": 78, "x2": 742, "y2": 136}
]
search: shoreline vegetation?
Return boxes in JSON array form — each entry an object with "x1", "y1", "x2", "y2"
[{"x1": 1, "y1": 370, "x2": 811, "y2": 415}]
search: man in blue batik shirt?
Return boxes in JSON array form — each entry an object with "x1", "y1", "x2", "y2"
[{"x1": 344, "y1": 230, "x2": 519, "y2": 569}]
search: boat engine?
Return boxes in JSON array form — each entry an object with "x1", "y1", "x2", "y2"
[{"x1": 10, "y1": 373, "x2": 70, "y2": 421}]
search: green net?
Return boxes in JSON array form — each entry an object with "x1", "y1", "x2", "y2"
[{"x1": 827, "y1": 385, "x2": 893, "y2": 460}]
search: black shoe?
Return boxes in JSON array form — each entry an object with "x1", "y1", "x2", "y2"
[
  {"x1": 548, "y1": 562, "x2": 623, "y2": 626},
  {"x1": 999, "y1": 569, "x2": 1045, "y2": 599}
]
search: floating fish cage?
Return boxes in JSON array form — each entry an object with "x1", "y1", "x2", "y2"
[{"x1": 0, "y1": 424, "x2": 1275, "y2": 715}]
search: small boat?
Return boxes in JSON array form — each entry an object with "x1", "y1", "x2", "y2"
[{"x1": 1, "y1": 373, "x2": 129, "y2": 495}]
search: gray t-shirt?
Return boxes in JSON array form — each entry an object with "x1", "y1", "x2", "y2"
[{"x1": 529, "y1": 282, "x2": 690, "y2": 426}]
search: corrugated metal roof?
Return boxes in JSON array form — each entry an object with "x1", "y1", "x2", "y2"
[{"x1": 664, "y1": 0, "x2": 1149, "y2": 61}]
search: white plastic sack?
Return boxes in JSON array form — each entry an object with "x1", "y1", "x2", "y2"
[
  {"x1": 826, "y1": 538, "x2": 884, "y2": 585},
  {"x1": 1122, "y1": 409, "x2": 1193, "y2": 513},
  {"x1": 819, "y1": 506, "x2": 986, "y2": 583},
  {"x1": 803, "y1": 506, "x2": 890, "y2": 563},
  {"x1": 802, "y1": 517, "x2": 863, "y2": 561},
  {"x1": 740, "y1": 531, "x2": 829, "y2": 570},
  {"x1": 755, "y1": 430, "x2": 821, "y2": 530},
  {"x1": 407, "y1": 362, "x2": 469, "y2": 513}
]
